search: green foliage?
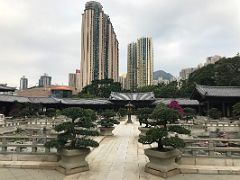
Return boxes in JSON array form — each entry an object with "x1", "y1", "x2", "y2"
[
  {"x1": 118, "y1": 108, "x2": 127, "y2": 117},
  {"x1": 45, "y1": 107, "x2": 99, "y2": 150},
  {"x1": 46, "y1": 108, "x2": 56, "y2": 117},
  {"x1": 168, "y1": 125, "x2": 191, "y2": 135},
  {"x1": 209, "y1": 108, "x2": 221, "y2": 119},
  {"x1": 98, "y1": 109, "x2": 119, "y2": 128},
  {"x1": 183, "y1": 107, "x2": 196, "y2": 121},
  {"x1": 233, "y1": 102, "x2": 240, "y2": 118},
  {"x1": 136, "y1": 108, "x2": 153, "y2": 127},
  {"x1": 135, "y1": 56, "x2": 240, "y2": 98},
  {"x1": 162, "y1": 137, "x2": 185, "y2": 148},
  {"x1": 62, "y1": 107, "x2": 85, "y2": 122},
  {"x1": 138, "y1": 104, "x2": 190, "y2": 151},
  {"x1": 151, "y1": 104, "x2": 180, "y2": 127},
  {"x1": 79, "y1": 79, "x2": 121, "y2": 98}
]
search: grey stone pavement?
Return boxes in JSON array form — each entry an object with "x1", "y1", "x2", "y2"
[{"x1": 0, "y1": 116, "x2": 240, "y2": 180}]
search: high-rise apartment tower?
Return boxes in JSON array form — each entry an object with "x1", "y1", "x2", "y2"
[
  {"x1": 20, "y1": 76, "x2": 28, "y2": 90},
  {"x1": 39, "y1": 73, "x2": 52, "y2": 87},
  {"x1": 80, "y1": 1, "x2": 119, "y2": 91},
  {"x1": 127, "y1": 37, "x2": 153, "y2": 90}
]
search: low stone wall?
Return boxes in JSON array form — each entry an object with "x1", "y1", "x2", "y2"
[
  {"x1": 179, "y1": 156, "x2": 240, "y2": 166},
  {"x1": 0, "y1": 153, "x2": 58, "y2": 162}
]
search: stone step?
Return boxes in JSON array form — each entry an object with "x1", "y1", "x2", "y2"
[{"x1": 179, "y1": 165, "x2": 240, "y2": 175}]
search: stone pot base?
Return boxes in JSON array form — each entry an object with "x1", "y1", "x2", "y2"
[
  {"x1": 56, "y1": 164, "x2": 89, "y2": 175},
  {"x1": 145, "y1": 165, "x2": 180, "y2": 178},
  {"x1": 100, "y1": 127, "x2": 114, "y2": 136}
]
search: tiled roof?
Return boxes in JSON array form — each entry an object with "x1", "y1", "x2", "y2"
[
  {"x1": 153, "y1": 98, "x2": 199, "y2": 106},
  {"x1": 59, "y1": 98, "x2": 112, "y2": 105},
  {"x1": 0, "y1": 85, "x2": 16, "y2": 92},
  {"x1": 0, "y1": 95, "x2": 30, "y2": 103},
  {"x1": 0, "y1": 95, "x2": 58, "y2": 104},
  {"x1": 28, "y1": 97, "x2": 59, "y2": 104},
  {"x1": 109, "y1": 92, "x2": 155, "y2": 101},
  {"x1": 196, "y1": 84, "x2": 240, "y2": 97}
]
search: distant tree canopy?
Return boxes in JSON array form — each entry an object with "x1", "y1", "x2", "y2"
[
  {"x1": 188, "y1": 56, "x2": 240, "y2": 86},
  {"x1": 77, "y1": 56, "x2": 240, "y2": 99},
  {"x1": 134, "y1": 55, "x2": 240, "y2": 98},
  {"x1": 78, "y1": 79, "x2": 121, "y2": 98}
]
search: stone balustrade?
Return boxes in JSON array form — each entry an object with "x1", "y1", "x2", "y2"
[
  {"x1": 0, "y1": 135, "x2": 57, "y2": 154},
  {"x1": 183, "y1": 138, "x2": 240, "y2": 158}
]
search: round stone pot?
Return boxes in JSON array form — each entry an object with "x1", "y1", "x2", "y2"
[
  {"x1": 57, "y1": 148, "x2": 90, "y2": 175},
  {"x1": 138, "y1": 127, "x2": 150, "y2": 136},
  {"x1": 100, "y1": 127, "x2": 115, "y2": 136},
  {"x1": 144, "y1": 148, "x2": 181, "y2": 178}
]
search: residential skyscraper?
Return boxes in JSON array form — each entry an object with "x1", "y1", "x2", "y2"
[
  {"x1": 20, "y1": 76, "x2": 28, "y2": 90},
  {"x1": 39, "y1": 73, "x2": 51, "y2": 87},
  {"x1": 69, "y1": 73, "x2": 76, "y2": 88},
  {"x1": 80, "y1": 1, "x2": 119, "y2": 91},
  {"x1": 179, "y1": 67, "x2": 196, "y2": 80},
  {"x1": 127, "y1": 37, "x2": 153, "y2": 90},
  {"x1": 68, "y1": 69, "x2": 81, "y2": 93},
  {"x1": 127, "y1": 43, "x2": 137, "y2": 90},
  {"x1": 137, "y1": 37, "x2": 153, "y2": 87}
]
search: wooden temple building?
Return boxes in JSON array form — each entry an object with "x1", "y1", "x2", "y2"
[
  {"x1": 0, "y1": 84, "x2": 239, "y2": 117},
  {"x1": 191, "y1": 84, "x2": 240, "y2": 116}
]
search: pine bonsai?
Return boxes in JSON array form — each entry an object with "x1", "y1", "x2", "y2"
[
  {"x1": 139, "y1": 104, "x2": 190, "y2": 151},
  {"x1": 233, "y1": 102, "x2": 240, "y2": 118},
  {"x1": 209, "y1": 108, "x2": 221, "y2": 119},
  {"x1": 136, "y1": 108, "x2": 153, "y2": 127},
  {"x1": 99, "y1": 109, "x2": 119, "y2": 128},
  {"x1": 45, "y1": 107, "x2": 99, "y2": 151},
  {"x1": 183, "y1": 107, "x2": 196, "y2": 123},
  {"x1": 118, "y1": 108, "x2": 127, "y2": 119}
]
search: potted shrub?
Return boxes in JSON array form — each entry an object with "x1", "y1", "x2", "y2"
[
  {"x1": 136, "y1": 108, "x2": 153, "y2": 136},
  {"x1": 138, "y1": 104, "x2": 190, "y2": 178},
  {"x1": 98, "y1": 109, "x2": 119, "y2": 136},
  {"x1": 117, "y1": 108, "x2": 127, "y2": 121},
  {"x1": 45, "y1": 107, "x2": 99, "y2": 175},
  {"x1": 209, "y1": 108, "x2": 221, "y2": 119},
  {"x1": 233, "y1": 102, "x2": 240, "y2": 119},
  {"x1": 183, "y1": 107, "x2": 196, "y2": 123}
]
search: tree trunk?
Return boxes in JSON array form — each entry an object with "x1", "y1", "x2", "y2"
[{"x1": 158, "y1": 140, "x2": 163, "y2": 150}]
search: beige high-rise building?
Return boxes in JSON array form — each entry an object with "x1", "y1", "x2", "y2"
[
  {"x1": 80, "y1": 1, "x2": 119, "y2": 91},
  {"x1": 69, "y1": 69, "x2": 81, "y2": 93},
  {"x1": 119, "y1": 73, "x2": 127, "y2": 90},
  {"x1": 127, "y1": 37, "x2": 153, "y2": 90},
  {"x1": 127, "y1": 43, "x2": 137, "y2": 90}
]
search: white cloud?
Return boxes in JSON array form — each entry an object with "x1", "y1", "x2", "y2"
[{"x1": 0, "y1": 0, "x2": 240, "y2": 86}]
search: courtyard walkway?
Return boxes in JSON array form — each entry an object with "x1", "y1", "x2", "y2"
[{"x1": 0, "y1": 116, "x2": 240, "y2": 180}]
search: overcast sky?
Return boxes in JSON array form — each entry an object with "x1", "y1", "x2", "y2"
[{"x1": 0, "y1": 0, "x2": 240, "y2": 88}]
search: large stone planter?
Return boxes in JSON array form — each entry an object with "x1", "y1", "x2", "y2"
[
  {"x1": 144, "y1": 148, "x2": 181, "y2": 178},
  {"x1": 100, "y1": 127, "x2": 115, "y2": 136},
  {"x1": 138, "y1": 127, "x2": 150, "y2": 136},
  {"x1": 56, "y1": 148, "x2": 90, "y2": 175}
]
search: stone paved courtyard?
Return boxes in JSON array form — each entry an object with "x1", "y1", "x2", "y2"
[{"x1": 0, "y1": 116, "x2": 240, "y2": 180}]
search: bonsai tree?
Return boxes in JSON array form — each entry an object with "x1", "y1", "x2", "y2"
[
  {"x1": 136, "y1": 108, "x2": 153, "y2": 127},
  {"x1": 168, "y1": 100, "x2": 184, "y2": 116},
  {"x1": 233, "y1": 102, "x2": 240, "y2": 118},
  {"x1": 45, "y1": 108, "x2": 56, "y2": 118},
  {"x1": 98, "y1": 109, "x2": 119, "y2": 128},
  {"x1": 209, "y1": 108, "x2": 221, "y2": 119},
  {"x1": 118, "y1": 108, "x2": 127, "y2": 119},
  {"x1": 45, "y1": 107, "x2": 99, "y2": 151},
  {"x1": 139, "y1": 103, "x2": 190, "y2": 151},
  {"x1": 183, "y1": 107, "x2": 196, "y2": 123}
]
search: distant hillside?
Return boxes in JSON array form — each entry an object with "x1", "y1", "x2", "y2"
[{"x1": 153, "y1": 70, "x2": 173, "y2": 81}]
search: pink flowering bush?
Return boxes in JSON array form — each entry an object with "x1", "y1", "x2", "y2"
[{"x1": 168, "y1": 100, "x2": 184, "y2": 116}]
